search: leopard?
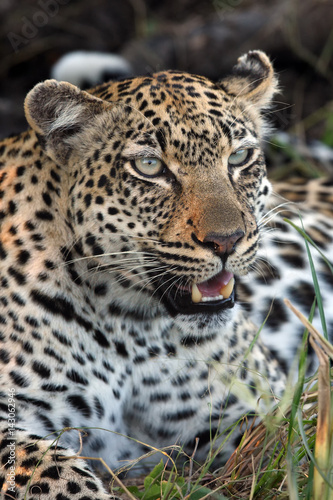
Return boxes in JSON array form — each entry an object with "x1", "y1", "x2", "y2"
[{"x1": 0, "y1": 50, "x2": 332, "y2": 500}]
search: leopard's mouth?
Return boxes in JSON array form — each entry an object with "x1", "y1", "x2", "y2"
[{"x1": 154, "y1": 269, "x2": 235, "y2": 315}]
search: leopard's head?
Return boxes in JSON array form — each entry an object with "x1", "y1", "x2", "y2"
[{"x1": 25, "y1": 51, "x2": 277, "y2": 322}]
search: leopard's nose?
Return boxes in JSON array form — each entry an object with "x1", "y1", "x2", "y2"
[{"x1": 203, "y1": 230, "x2": 245, "y2": 257}]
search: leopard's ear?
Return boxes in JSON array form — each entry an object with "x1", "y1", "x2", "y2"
[
  {"x1": 219, "y1": 51, "x2": 278, "y2": 108},
  {"x1": 24, "y1": 80, "x2": 108, "y2": 164}
]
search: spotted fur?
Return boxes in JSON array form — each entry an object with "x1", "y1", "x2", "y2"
[{"x1": 0, "y1": 51, "x2": 332, "y2": 499}]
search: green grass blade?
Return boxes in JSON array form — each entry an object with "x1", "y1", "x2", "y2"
[
  {"x1": 283, "y1": 218, "x2": 333, "y2": 275},
  {"x1": 284, "y1": 216, "x2": 329, "y2": 339},
  {"x1": 288, "y1": 300, "x2": 315, "y2": 445},
  {"x1": 300, "y1": 217, "x2": 328, "y2": 339},
  {"x1": 297, "y1": 407, "x2": 333, "y2": 489}
]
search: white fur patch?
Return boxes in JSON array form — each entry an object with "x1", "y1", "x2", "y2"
[
  {"x1": 51, "y1": 51, "x2": 132, "y2": 87},
  {"x1": 47, "y1": 102, "x2": 85, "y2": 134}
]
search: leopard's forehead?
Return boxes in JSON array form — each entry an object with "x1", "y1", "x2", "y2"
[
  {"x1": 94, "y1": 71, "x2": 220, "y2": 103},
  {"x1": 91, "y1": 71, "x2": 259, "y2": 166}
]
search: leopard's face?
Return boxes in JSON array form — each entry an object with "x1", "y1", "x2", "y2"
[{"x1": 25, "y1": 51, "x2": 276, "y2": 320}]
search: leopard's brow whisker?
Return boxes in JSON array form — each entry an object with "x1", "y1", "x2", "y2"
[{"x1": 75, "y1": 259, "x2": 164, "y2": 283}]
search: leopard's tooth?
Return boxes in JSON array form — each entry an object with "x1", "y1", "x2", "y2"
[
  {"x1": 220, "y1": 277, "x2": 235, "y2": 299},
  {"x1": 191, "y1": 283, "x2": 202, "y2": 303}
]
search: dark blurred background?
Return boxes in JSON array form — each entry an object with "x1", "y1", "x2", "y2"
[{"x1": 1, "y1": 0, "x2": 333, "y2": 146}]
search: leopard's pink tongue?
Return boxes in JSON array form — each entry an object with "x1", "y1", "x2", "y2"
[{"x1": 191, "y1": 270, "x2": 234, "y2": 303}]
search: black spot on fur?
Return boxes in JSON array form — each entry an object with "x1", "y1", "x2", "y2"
[
  {"x1": 66, "y1": 370, "x2": 89, "y2": 386},
  {"x1": 8, "y1": 266, "x2": 26, "y2": 285},
  {"x1": 85, "y1": 480, "x2": 98, "y2": 492},
  {"x1": 156, "y1": 128, "x2": 167, "y2": 152},
  {"x1": 113, "y1": 340, "x2": 128, "y2": 357},
  {"x1": 9, "y1": 370, "x2": 29, "y2": 387},
  {"x1": 52, "y1": 329, "x2": 72, "y2": 346},
  {"x1": 41, "y1": 383, "x2": 68, "y2": 392},
  {"x1": 67, "y1": 481, "x2": 81, "y2": 494},
  {"x1": 32, "y1": 360, "x2": 51, "y2": 379},
  {"x1": 287, "y1": 281, "x2": 316, "y2": 310},
  {"x1": 0, "y1": 349, "x2": 10, "y2": 364},
  {"x1": 264, "y1": 298, "x2": 289, "y2": 331},
  {"x1": 66, "y1": 394, "x2": 91, "y2": 418},
  {"x1": 93, "y1": 329, "x2": 110, "y2": 348},
  {"x1": 40, "y1": 465, "x2": 63, "y2": 479},
  {"x1": 15, "y1": 394, "x2": 51, "y2": 410},
  {"x1": 38, "y1": 413, "x2": 56, "y2": 432},
  {"x1": 17, "y1": 250, "x2": 31, "y2": 265},
  {"x1": 280, "y1": 253, "x2": 305, "y2": 268},
  {"x1": 163, "y1": 408, "x2": 196, "y2": 421},
  {"x1": 71, "y1": 466, "x2": 94, "y2": 478},
  {"x1": 30, "y1": 290, "x2": 75, "y2": 321},
  {"x1": 35, "y1": 210, "x2": 54, "y2": 221}
]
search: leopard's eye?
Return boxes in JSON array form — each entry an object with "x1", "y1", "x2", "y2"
[
  {"x1": 133, "y1": 157, "x2": 164, "y2": 177},
  {"x1": 228, "y1": 149, "x2": 252, "y2": 166}
]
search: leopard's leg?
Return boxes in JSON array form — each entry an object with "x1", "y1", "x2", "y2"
[{"x1": 0, "y1": 425, "x2": 118, "y2": 500}]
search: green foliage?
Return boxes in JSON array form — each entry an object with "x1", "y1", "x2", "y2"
[
  {"x1": 118, "y1": 460, "x2": 226, "y2": 499},
  {"x1": 321, "y1": 112, "x2": 333, "y2": 148}
]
